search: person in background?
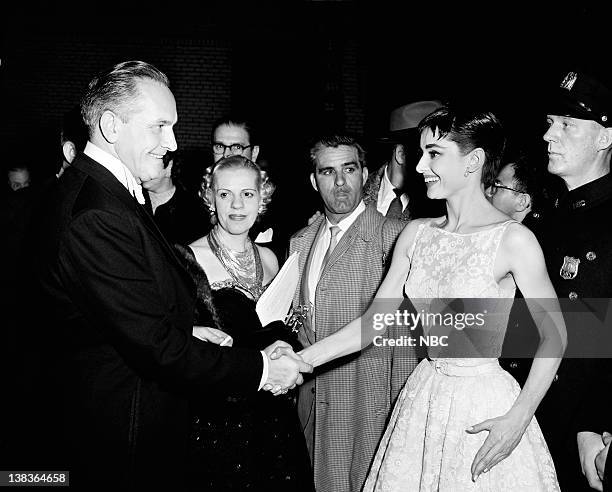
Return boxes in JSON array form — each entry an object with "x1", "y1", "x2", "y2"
[
  {"x1": 7, "y1": 164, "x2": 32, "y2": 191},
  {"x1": 486, "y1": 149, "x2": 545, "y2": 223},
  {"x1": 57, "y1": 105, "x2": 89, "y2": 178},
  {"x1": 532, "y1": 69, "x2": 612, "y2": 492},
  {"x1": 289, "y1": 134, "x2": 414, "y2": 492},
  {"x1": 141, "y1": 151, "x2": 211, "y2": 245},
  {"x1": 364, "y1": 100, "x2": 444, "y2": 221},
  {"x1": 211, "y1": 114, "x2": 285, "y2": 257}
]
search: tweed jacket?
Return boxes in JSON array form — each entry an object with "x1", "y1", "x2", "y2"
[
  {"x1": 289, "y1": 205, "x2": 417, "y2": 492},
  {"x1": 363, "y1": 164, "x2": 412, "y2": 222}
]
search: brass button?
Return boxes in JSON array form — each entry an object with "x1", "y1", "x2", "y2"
[
  {"x1": 532, "y1": 212, "x2": 540, "y2": 219},
  {"x1": 510, "y1": 362, "x2": 518, "y2": 369},
  {"x1": 553, "y1": 374, "x2": 559, "y2": 382},
  {"x1": 569, "y1": 291, "x2": 578, "y2": 301},
  {"x1": 573, "y1": 200, "x2": 586, "y2": 209},
  {"x1": 586, "y1": 251, "x2": 596, "y2": 261}
]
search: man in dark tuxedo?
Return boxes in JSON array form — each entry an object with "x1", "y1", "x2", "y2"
[{"x1": 32, "y1": 60, "x2": 309, "y2": 490}]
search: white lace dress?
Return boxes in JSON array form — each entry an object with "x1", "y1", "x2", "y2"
[{"x1": 363, "y1": 221, "x2": 560, "y2": 491}]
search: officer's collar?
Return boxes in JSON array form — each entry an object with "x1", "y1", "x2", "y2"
[{"x1": 556, "y1": 172, "x2": 612, "y2": 210}]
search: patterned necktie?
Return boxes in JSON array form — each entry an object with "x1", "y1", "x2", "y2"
[
  {"x1": 386, "y1": 188, "x2": 403, "y2": 219},
  {"x1": 319, "y1": 225, "x2": 341, "y2": 279}
]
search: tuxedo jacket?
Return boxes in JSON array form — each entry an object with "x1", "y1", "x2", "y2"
[
  {"x1": 289, "y1": 206, "x2": 417, "y2": 492},
  {"x1": 33, "y1": 153, "x2": 262, "y2": 490}
]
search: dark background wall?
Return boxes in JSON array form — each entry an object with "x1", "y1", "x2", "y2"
[{"x1": 2, "y1": 3, "x2": 610, "y2": 223}]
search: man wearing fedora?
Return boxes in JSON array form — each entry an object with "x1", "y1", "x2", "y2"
[
  {"x1": 363, "y1": 100, "x2": 444, "y2": 221},
  {"x1": 514, "y1": 70, "x2": 612, "y2": 491}
]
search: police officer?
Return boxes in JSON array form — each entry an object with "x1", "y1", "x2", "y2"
[{"x1": 518, "y1": 70, "x2": 612, "y2": 491}]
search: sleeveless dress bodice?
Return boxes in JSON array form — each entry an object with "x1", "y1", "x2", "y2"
[
  {"x1": 405, "y1": 220, "x2": 516, "y2": 364},
  {"x1": 363, "y1": 220, "x2": 560, "y2": 491}
]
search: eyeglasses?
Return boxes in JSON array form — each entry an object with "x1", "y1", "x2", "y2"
[
  {"x1": 489, "y1": 180, "x2": 525, "y2": 195},
  {"x1": 212, "y1": 142, "x2": 253, "y2": 155}
]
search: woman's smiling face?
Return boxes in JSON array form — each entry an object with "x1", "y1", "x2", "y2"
[
  {"x1": 416, "y1": 128, "x2": 469, "y2": 199},
  {"x1": 212, "y1": 166, "x2": 261, "y2": 236}
]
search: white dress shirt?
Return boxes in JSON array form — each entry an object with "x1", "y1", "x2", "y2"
[
  {"x1": 377, "y1": 165, "x2": 408, "y2": 215},
  {"x1": 84, "y1": 142, "x2": 146, "y2": 205},
  {"x1": 308, "y1": 200, "x2": 366, "y2": 309}
]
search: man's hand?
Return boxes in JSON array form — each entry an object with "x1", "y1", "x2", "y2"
[
  {"x1": 192, "y1": 326, "x2": 233, "y2": 346},
  {"x1": 595, "y1": 432, "x2": 610, "y2": 483},
  {"x1": 578, "y1": 431, "x2": 605, "y2": 491},
  {"x1": 262, "y1": 341, "x2": 312, "y2": 395},
  {"x1": 307, "y1": 210, "x2": 322, "y2": 226},
  {"x1": 466, "y1": 409, "x2": 529, "y2": 482}
]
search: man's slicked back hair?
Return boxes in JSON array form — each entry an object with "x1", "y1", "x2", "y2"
[{"x1": 80, "y1": 60, "x2": 170, "y2": 138}]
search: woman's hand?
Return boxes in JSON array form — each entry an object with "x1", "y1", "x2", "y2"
[
  {"x1": 192, "y1": 326, "x2": 233, "y2": 346},
  {"x1": 466, "y1": 408, "x2": 530, "y2": 482}
]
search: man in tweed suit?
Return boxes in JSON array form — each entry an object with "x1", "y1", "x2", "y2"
[{"x1": 289, "y1": 135, "x2": 417, "y2": 492}]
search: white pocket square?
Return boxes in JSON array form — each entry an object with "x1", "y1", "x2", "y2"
[{"x1": 254, "y1": 228, "x2": 273, "y2": 243}]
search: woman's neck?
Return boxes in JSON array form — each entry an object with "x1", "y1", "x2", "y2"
[
  {"x1": 212, "y1": 225, "x2": 249, "y2": 252},
  {"x1": 443, "y1": 187, "x2": 493, "y2": 232}
]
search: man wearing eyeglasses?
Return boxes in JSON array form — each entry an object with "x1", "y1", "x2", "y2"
[
  {"x1": 211, "y1": 115, "x2": 260, "y2": 164},
  {"x1": 210, "y1": 115, "x2": 287, "y2": 254},
  {"x1": 485, "y1": 150, "x2": 544, "y2": 224}
]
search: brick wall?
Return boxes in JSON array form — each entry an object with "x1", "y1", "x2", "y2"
[{"x1": 2, "y1": 33, "x2": 234, "y2": 177}]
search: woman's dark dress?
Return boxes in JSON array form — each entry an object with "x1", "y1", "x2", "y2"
[{"x1": 176, "y1": 245, "x2": 314, "y2": 491}]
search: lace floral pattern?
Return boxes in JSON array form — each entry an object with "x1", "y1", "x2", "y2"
[{"x1": 364, "y1": 221, "x2": 560, "y2": 491}]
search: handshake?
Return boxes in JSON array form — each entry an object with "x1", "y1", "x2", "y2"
[
  {"x1": 193, "y1": 326, "x2": 313, "y2": 396},
  {"x1": 262, "y1": 341, "x2": 312, "y2": 396}
]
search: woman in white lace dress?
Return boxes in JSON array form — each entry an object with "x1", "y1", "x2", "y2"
[{"x1": 289, "y1": 107, "x2": 567, "y2": 491}]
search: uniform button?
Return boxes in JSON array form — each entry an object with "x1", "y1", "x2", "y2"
[
  {"x1": 586, "y1": 251, "x2": 596, "y2": 261},
  {"x1": 573, "y1": 199, "x2": 586, "y2": 209},
  {"x1": 553, "y1": 374, "x2": 559, "y2": 382},
  {"x1": 532, "y1": 212, "x2": 540, "y2": 219},
  {"x1": 510, "y1": 361, "x2": 518, "y2": 369},
  {"x1": 569, "y1": 291, "x2": 578, "y2": 301}
]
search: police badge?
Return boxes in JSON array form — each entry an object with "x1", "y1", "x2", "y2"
[{"x1": 560, "y1": 256, "x2": 580, "y2": 280}]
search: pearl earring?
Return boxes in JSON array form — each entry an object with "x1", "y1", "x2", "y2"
[{"x1": 464, "y1": 168, "x2": 470, "y2": 178}]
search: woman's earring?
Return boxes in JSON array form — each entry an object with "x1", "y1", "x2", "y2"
[
  {"x1": 209, "y1": 207, "x2": 216, "y2": 218},
  {"x1": 464, "y1": 168, "x2": 470, "y2": 178}
]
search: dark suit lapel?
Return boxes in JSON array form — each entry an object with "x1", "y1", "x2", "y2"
[{"x1": 72, "y1": 154, "x2": 191, "y2": 279}]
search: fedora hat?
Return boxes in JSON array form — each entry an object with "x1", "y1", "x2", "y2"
[{"x1": 378, "y1": 100, "x2": 444, "y2": 143}]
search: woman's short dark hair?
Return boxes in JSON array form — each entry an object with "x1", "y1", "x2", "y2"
[
  {"x1": 418, "y1": 105, "x2": 506, "y2": 188},
  {"x1": 80, "y1": 60, "x2": 169, "y2": 138}
]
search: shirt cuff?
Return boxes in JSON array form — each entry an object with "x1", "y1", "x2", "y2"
[{"x1": 258, "y1": 350, "x2": 269, "y2": 391}]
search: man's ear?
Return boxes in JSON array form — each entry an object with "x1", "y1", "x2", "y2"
[
  {"x1": 62, "y1": 141, "x2": 77, "y2": 164},
  {"x1": 515, "y1": 193, "x2": 532, "y2": 213},
  {"x1": 394, "y1": 144, "x2": 406, "y2": 165},
  {"x1": 310, "y1": 172, "x2": 318, "y2": 192},
  {"x1": 99, "y1": 110, "x2": 121, "y2": 144},
  {"x1": 596, "y1": 127, "x2": 612, "y2": 151},
  {"x1": 251, "y1": 145, "x2": 260, "y2": 162},
  {"x1": 361, "y1": 165, "x2": 369, "y2": 185}
]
